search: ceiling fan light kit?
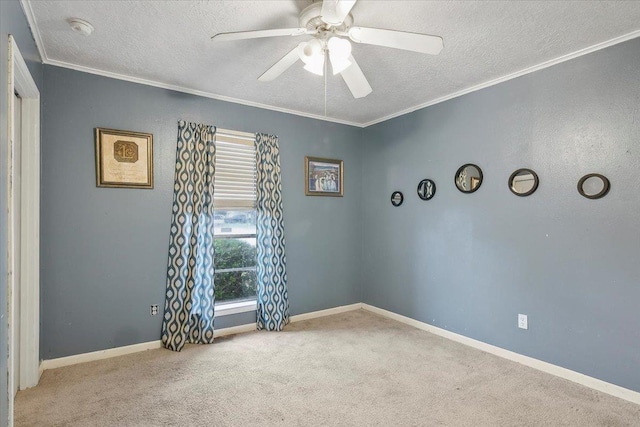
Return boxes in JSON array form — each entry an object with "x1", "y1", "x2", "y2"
[
  {"x1": 328, "y1": 37, "x2": 352, "y2": 74},
  {"x1": 303, "y1": 60, "x2": 324, "y2": 76},
  {"x1": 295, "y1": 36, "x2": 353, "y2": 77},
  {"x1": 212, "y1": 0, "x2": 444, "y2": 98},
  {"x1": 299, "y1": 38, "x2": 325, "y2": 76}
]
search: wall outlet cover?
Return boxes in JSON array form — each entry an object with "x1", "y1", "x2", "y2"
[
  {"x1": 150, "y1": 304, "x2": 159, "y2": 316},
  {"x1": 518, "y1": 313, "x2": 528, "y2": 330}
]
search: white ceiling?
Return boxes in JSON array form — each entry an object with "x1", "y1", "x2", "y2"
[{"x1": 23, "y1": 0, "x2": 640, "y2": 127}]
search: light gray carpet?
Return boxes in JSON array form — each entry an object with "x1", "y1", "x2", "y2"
[{"x1": 15, "y1": 310, "x2": 640, "y2": 426}]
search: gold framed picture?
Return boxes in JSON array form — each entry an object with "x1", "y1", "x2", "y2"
[
  {"x1": 95, "y1": 128, "x2": 153, "y2": 189},
  {"x1": 304, "y1": 156, "x2": 343, "y2": 197}
]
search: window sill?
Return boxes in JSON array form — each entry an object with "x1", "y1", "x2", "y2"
[{"x1": 215, "y1": 299, "x2": 256, "y2": 317}]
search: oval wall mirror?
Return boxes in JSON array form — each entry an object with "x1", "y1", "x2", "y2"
[
  {"x1": 578, "y1": 173, "x2": 610, "y2": 199},
  {"x1": 508, "y1": 168, "x2": 539, "y2": 197},
  {"x1": 455, "y1": 164, "x2": 483, "y2": 193},
  {"x1": 417, "y1": 179, "x2": 436, "y2": 200},
  {"x1": 390, "y1": 191, "x2": 404, "y2": 207}
]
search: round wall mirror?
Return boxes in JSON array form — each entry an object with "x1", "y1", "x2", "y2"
[
  {"x1": 417, "y1": 179, "x2": 436, "y2": 200},
  {"x1": 390, "y1": 191, "x2": 404, "y2": 206},
  {"x1": 508, "y1": 168, "x2": 539, "y2": 197},
  {"x1": 578, "y1": 174, "x2": 610, "y2": 199},
  {"x1": 455, "y1": 164, "x2": 483, "y2": 193}
]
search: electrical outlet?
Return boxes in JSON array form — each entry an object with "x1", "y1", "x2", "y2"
[
  {"x1": 150, "y1": 304, "x2": 159, "y2": 316},
  {"x1": 518, "y1": 313, "x2": 528, "y2": 330}
]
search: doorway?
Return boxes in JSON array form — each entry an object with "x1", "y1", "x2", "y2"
[
  {"x1": 9, "y1": 91, "x2": 23, "y2": 401},
  {"x1": 7, "y1": 35, "x2": 41, "y2": 426}
]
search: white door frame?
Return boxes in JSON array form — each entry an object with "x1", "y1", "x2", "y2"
[{"x1": 7, "y1": 34, "x2": 40, "y2": 424}]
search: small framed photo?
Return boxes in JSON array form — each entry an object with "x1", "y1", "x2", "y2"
[
  {"x1": 305, "y1": 156, "x2": 343, "y2": 197},
  {"x1": 95, "y1": 128, "x2": 153, "y2": 189}
]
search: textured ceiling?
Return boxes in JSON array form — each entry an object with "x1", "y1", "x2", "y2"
[{"x1": 23, "y1": 0, "x2": 640, "y2": 126}]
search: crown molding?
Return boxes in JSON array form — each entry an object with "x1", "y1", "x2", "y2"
[
  {"x1": 19, "y1": 0, "x2": 362, "y2": 128},
  {"x1": 20, "y1": 0, "x2": 640, "y2": 128},
  {"x1": 362, "y1": 28, "x2": 640, "y2": 127},
  {"x1": 19, "y1": 0, "x2": 47, "y2": 62},
  {"x1": 43, "y1": 58, "x2": 365, "y2": 128}
]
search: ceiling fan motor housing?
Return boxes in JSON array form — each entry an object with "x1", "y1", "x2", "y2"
[{"x1": 299, "y1": 2, "x2": 353, "y2": 32}]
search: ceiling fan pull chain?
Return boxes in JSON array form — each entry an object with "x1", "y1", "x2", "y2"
[{"x1": 324, "y1": 48, "x2": 328, "y2": 117}]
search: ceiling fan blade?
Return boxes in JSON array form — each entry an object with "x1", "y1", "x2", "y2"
[
  {"x1": 212, "y1": 28, "x2": 311, "y2": 42},
  {"x1": 340, "y1": 55, "x2": 372, "y2": 99},
  {"x1": 321, "y1": 0, "x2": 357, "y2": 25},
  {"x1": 258, "y1": 43, "x2": 305, "y2": 82},
  {"x1": 348, "y1": 26, "x2": 443, "y2": 55}
]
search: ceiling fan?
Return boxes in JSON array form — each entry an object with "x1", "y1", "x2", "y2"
[{"x1": 211, "y1": 0, "x2": 443, "y2": 99}]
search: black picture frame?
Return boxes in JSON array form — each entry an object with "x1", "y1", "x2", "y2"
[
  {"x1": 390, "y1": 191, "x2": 404, "y2": 207},
  {"x1": 417, "y1": 179, "x2": 436, "y2": 200}
]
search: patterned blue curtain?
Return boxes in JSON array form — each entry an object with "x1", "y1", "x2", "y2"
[
  {"x1": 162, "y1": 121, "x2": 217, "y2": 352},
  {"x1": 255, "y1": 133, "x2": 290, "y2": 330}
]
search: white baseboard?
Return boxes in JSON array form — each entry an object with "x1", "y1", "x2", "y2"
[
  {"x1": 361, "y1": 303, "x2": 640, "y2": 406},
  {"x1": 41, "y1": 340, "x2": 163, "y2": 371},
  {"x1": 40, "y1": 301, "x2": 638, "y2": 407},
  {"x1": 40, "y1": 303, "x2": 363, "y2": 371},
  {"x1": 290, "y1": 303, "x2": 363, "y2": 323}
]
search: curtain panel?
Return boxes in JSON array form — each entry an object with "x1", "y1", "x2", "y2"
[
  {"x1": 162, "y1": 121, "x2": 217, "y2": 352},
  {"x1": 255, "y1": 133, "x2": 290, "y2": 331}
]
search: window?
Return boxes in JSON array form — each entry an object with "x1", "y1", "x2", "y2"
[{"x1": 213, "y1": 130, "x2": 257, "y2": 309}]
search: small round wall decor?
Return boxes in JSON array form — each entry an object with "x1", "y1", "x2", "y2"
[
  {"x1": 417, "y1": 179, "x2": 436, "y2": 200},
  {"x1": 390, "y1": 191, "x2": 404, "y2": 207},
  {"x1": 508, "y1": 168, "x2": 539, "y2": 197},
  {"x1": 455, "y1": 163, "x2": 483, "y2": 194},
  {"x1": 577, "y1": 173, "x2": 610, "y2": 199}
]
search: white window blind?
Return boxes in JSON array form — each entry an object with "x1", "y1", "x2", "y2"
[{"x1": 214, "y1": 130, "x2": 256, "y2": 209}]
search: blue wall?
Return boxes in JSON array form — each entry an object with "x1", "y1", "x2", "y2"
[
  {"x1": 0, "y1": 0, "x2": 42, "y2": 424},
  {"x1": 40, "y1": 65, "x2": 363, "y2": 359},
  {"x1": 361, "y1": 38, "x2": 640, "y2": 392},
  {"x1": 9, "y1": 1, "x2": 640, "y2": 407}
]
